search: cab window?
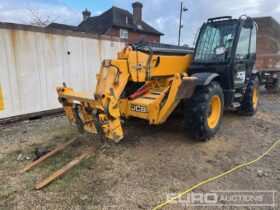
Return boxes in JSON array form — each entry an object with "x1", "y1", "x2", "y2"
[
  {"x1": 249, "y1": 26, "x2": 257, "y2": 60},
  {"x1": 235, "y1": 27, "x2": 251, "y2": 60}
]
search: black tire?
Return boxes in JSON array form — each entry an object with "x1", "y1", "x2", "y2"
[
  {"x1": 184, "y1": 81, "x2": 224, "y2": 141},
  {"x1": 266, "y1": 78, "x2": 280, "y2": 93},
  {"x1": 237, "y1": 75, "x2": 260, "y2": 116},
  {"x1": 274, "y1": 79, "x2": 280, "y2": 93}
]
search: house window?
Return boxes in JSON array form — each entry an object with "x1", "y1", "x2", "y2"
[
  {"x1": 125, "y1": 17, "x2": 128, "y2": 25},
  {"x1": 120, "y1": 29, "x2": 128, "y2": 39}
]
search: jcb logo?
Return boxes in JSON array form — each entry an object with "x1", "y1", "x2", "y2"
[{"x1": 131, "y1": 104, "x2": 147, "y2": 113}]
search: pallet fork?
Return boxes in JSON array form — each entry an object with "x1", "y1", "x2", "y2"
[{"x1": 20, "y1": 136, "x2": 106, "y2": 189}]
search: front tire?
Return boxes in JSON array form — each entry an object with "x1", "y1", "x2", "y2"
[
  {"x1": 184, "y1": 81, "x2": 224, "y2": 141},
  {"x1": 237, "y1": 75, "x2": 260, "y2": 116}
]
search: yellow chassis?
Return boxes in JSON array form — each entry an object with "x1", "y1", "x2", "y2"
[{"x1": 57, "y1": 46, "x2": 197, "y2": 142}]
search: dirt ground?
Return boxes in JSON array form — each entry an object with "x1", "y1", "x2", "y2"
[{"x1": 0, "y1": 92, "x2": 279, "y2": 210}]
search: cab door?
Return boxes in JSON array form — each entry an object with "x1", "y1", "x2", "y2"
[{"x1": 233, "y1": 22, "x2": 257, "y2": 87}]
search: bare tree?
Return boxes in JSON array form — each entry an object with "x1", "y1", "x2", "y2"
[{"x1": 24, "y1": 4, "x2": 59, "y2": 27}]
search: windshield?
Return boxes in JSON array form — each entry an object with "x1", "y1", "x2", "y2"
[{"x1": 194, "y1": 22, "x2": 238, "y2": 63}]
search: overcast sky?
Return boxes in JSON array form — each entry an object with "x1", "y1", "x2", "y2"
[{"x1": 0, "y1": 0, "x2": 279, "y2": 46}]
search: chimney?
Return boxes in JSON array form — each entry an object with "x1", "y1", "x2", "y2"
[
  {"x1": 82, "y1": 9, "x2": 91, "y2": 20},
  {"x1": 132, "y1": 2, "x2": 143, "y2": 26}
]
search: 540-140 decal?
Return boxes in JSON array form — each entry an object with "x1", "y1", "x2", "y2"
[{"x1": 131, "y1": 104, "x2": 148, "y2": 113}]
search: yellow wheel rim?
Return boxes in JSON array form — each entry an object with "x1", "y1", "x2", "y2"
[
  {"x1": 207, "y1": 95, "x2": 221, "y2": 129},
  {"x1": 252, "y1": 86, "x2": 258, "y2": 109}
]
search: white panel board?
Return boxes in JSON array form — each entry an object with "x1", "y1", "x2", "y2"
[{"x1": 0, "y1": 28, "x2": 125, "y2": 119}]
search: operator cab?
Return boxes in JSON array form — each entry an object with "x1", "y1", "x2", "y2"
[{"x1": 188, "y1": 16, "x2": 257, "y2": 107}]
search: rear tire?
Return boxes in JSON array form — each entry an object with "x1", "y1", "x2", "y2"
[
  {"x1": 184, "y1": 81, "x2": 224, "y2": 141},
  {"x1": 237, "y1": 75, "x2": 260, "y2": 116},
  {"x1": 266, "y1": 78, "x2": 280, "y2": 93}
]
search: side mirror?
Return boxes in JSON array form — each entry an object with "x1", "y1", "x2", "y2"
[{"x1": 215, "y1": 47, "x2": 227, "y2": 55}]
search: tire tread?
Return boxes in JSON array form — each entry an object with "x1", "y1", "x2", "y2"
[{"x1": 184, "y1": 81, "x2": 224, "y2": 141}]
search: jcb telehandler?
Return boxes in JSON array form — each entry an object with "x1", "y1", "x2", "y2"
[{"x1": 21, "y1": 16, "x2": 260, "y2": 189}]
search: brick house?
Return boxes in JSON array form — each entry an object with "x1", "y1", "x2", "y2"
[{"x1": 48, "y1": 2, "x2": 163, "y2": 43}]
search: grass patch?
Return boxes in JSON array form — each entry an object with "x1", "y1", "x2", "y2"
[
  {"x1": 0, "y1": 187, "x2": 19, "y2": 199},
  {"x1": 79, "y1": 159, "x2": 93, "y2": 169},
  {"x1": 169, "y1": 186, "x2": 179, "y2": 193},
  {"x1": 126, "y1": 156, "x2": 136, "y2": 163},
  {"x1": 54, "y1": 174, "x2": 75, "y2": 187},
  {"x1": 0, "y1": 127, "x2": 27, "y2": 138}
]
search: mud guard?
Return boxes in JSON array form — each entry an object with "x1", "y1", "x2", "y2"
[
  {"x1": 191, "y1": 73, "x2": 220, "y2": 86},
  {"x1": 176, "y1": 77, "x2": 198, "y2": 99},
  {"x1": 252, "y1": 70, "x2": 262, "y2": 85}
]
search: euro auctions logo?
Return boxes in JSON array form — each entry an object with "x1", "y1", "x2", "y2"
[{"x1": 166, "y1": 190, "x2": 277, "y2": 207}]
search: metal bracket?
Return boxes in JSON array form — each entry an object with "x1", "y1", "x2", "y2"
[
  {"x1": 72, "y1": 104, "x2": 84, "y2": 134},
  {"x1": 91, "y1": 110, "x2": 108, "y2": 144}
]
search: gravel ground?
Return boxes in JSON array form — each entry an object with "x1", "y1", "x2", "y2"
[{"x1": 0, "y1": 92, "x2": 279, "y2": 210}]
